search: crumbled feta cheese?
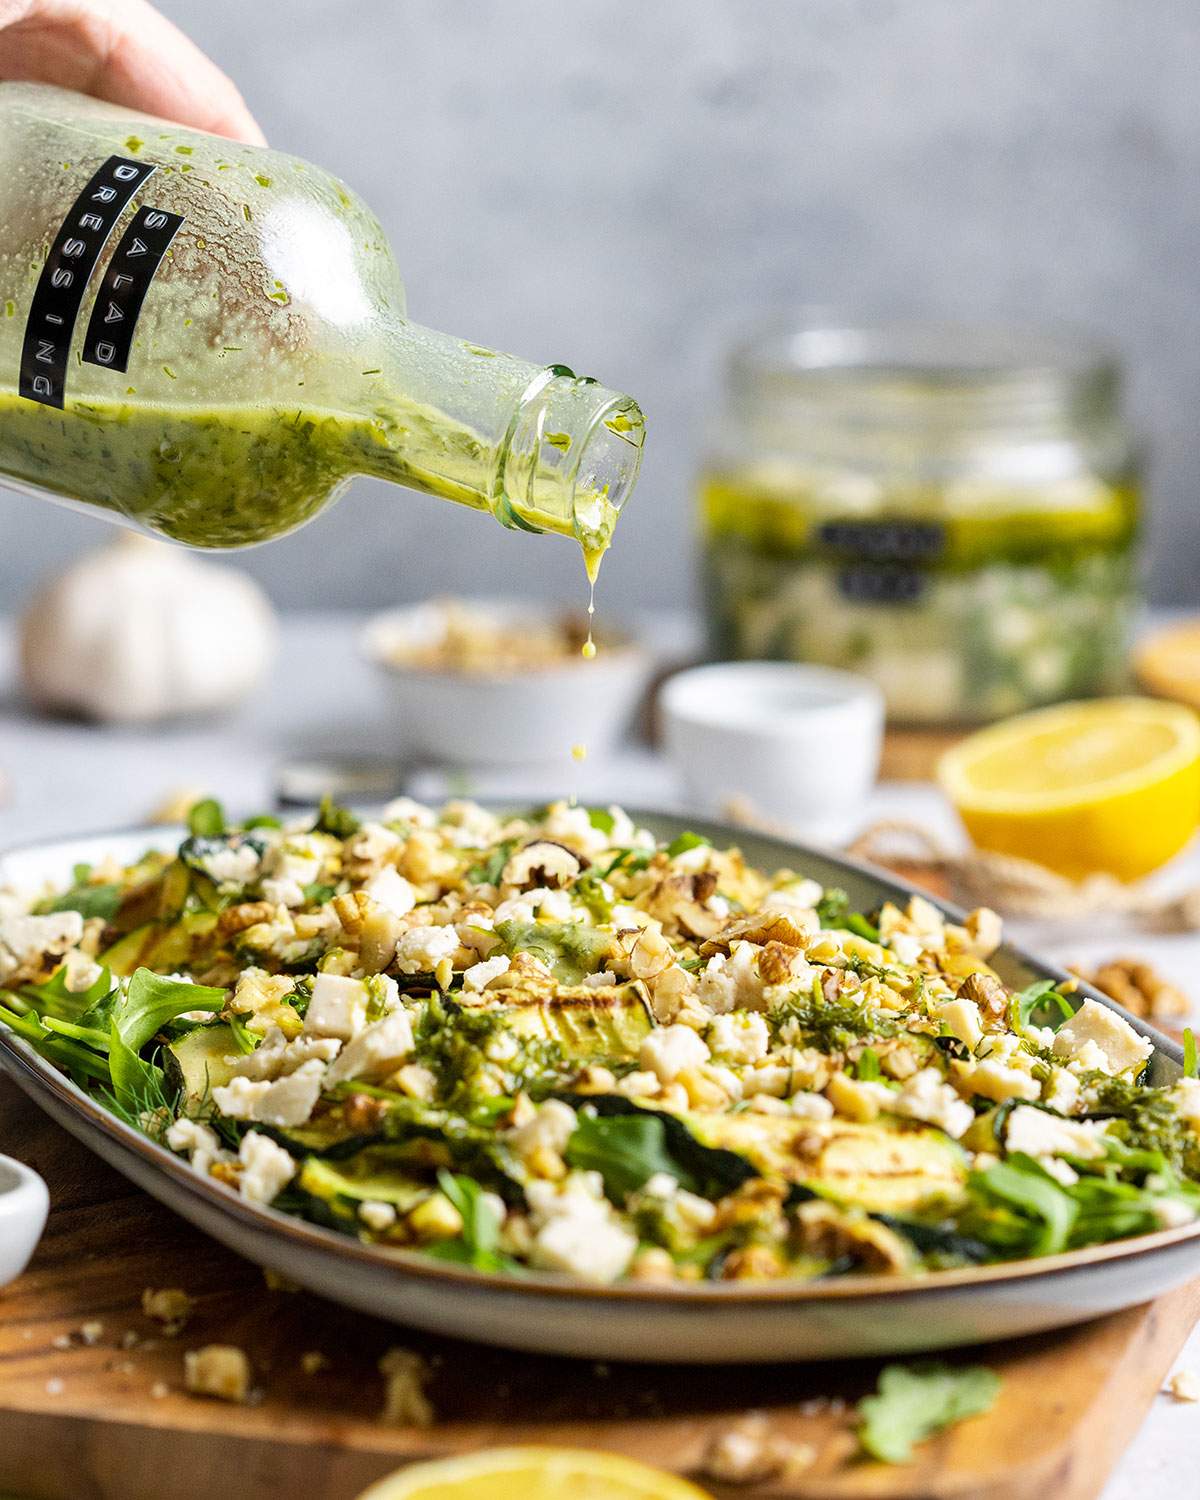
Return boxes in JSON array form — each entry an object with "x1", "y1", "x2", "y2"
[
  {"x1": 359, "y1": 1200, "x2": 398, "y2": 1232},
  {"x1": 260, "y1": 877, "x2": 306, "y2": 909},
  {"x1": 955, "y1": 1056, "x2": 1041, "y2": 1104},
  {"x1": 1043, "y1": 1066, "x2": 1082, "y2": 1114},
  {"x1": 612, "y1": 1069, "x2": 661, "y2": 1099},
  {"x1": 1154, "y1": 1197, "x2": 1198, "y2": 1229},
  {"x1": 1005, "y1": 1105, "x2": 1110, "y2": 1160},
  {"x1": 0, "y1": 909, "x2": 85, "y2": 981},
  {"x1": 770, "y1": 877, "x2": 823, "y2": 911},
  {"x1": 227, "y1": 1027, "x2": 340, "y2": 1081},
  {"x1": 509, "y1": 1099, "x2": 577, "y2": 1159},
  {"x1": 462, "y1": 955, "x2": 511, "y2": 992},
  {"x1": 529, "y1": 1193, "x2": 636, "y2": 1282},
  {"x1": 640, "y1": 1024, "x2": 710, "y2": 1082},
  {"x1": 212, "y1": 1060, "x2": 326, "y2": 1128},
  {"x1": 347, "y1": 820, "x2": 403, "y2": 869},
  {"x1": 528, "y1": 887, "x2": 574, "y2": 922},
  {"x1": 381, "y1": 797, "x2": 436, "y2": 828},
  {"x1": 165, "y1": 1118, "x2": 226, "y2": 1177},
  {"x1": 493, "y1": 897, "x2": 536, "y2": 924},
  {"x1": 825, "y1": 1071, "x2": 896, "y2": 1121},
  {"x1": 198, "y1": 843, "x2": 263, "y2": 888},
  {"x1": 394, "y1": 923, "x2": 460, "y2": 974},
  {"x1": 1165, "y1": 1367, "x2": 1200, "y2": 1402},
  {"x1": 1169, "y1": 1077, "x2": 1200, "y2": 1125},
  {"x1": 378, "y1": 1346, "x2": 435, "y2": 1426},
  {"x1": 237, "y1": 1131, "x2": 296, "y2": 1204},
  {"x1": 696, "y1": 943, "x2": 763, "y2": 1014},
  {"x1": 324, "y1": 1010, "x2": 415, "y2": 1085},
  {"x1": 582, "y1": 969, "x2": 618, "y2": 989},
  {"x1": 888, "y1": 932, "x2": 924, "y2": 966},
  {"x1": 891, "y1": 1067, "x2": 975, "y2": 1138},
  {"x1": 932, "y1": 997, "x2": 984, "y2": 1050},
  {"x1": 1052, "y1": 999, "x2": 1154, "y2": 1076},
  {"x1": 707, "y1": 1012, "x2": 770, "y2": 1065},
  {"x1": 790, "y1": 1091, "x2": 835, "y2": 1120},
  {"x1": 304, "y1": 973, "x2": 372, "y2": 1039},
  {"x1": 363, "y1": 865, "x2": 416, "y2": 918},
  {"x1": 540, "y1": 801, "x2": 609, "y2": 855}
]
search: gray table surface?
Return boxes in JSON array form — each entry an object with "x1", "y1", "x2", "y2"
[{"x1": 0, "y1": 610, "x2": 1196, "y2": 1492}]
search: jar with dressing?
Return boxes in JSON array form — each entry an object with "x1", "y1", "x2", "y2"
[{"x1": 697, "y1": 319, "x2": 1142, "y2": 725}]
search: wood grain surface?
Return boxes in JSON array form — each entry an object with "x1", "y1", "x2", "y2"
[{"x1": 0, "y1": 1073, "x2": 1196, "y2": 1500}]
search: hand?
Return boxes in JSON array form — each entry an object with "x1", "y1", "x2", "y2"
[{"x1": 0, "y1": 0, "x2": 264, "y2": 143}]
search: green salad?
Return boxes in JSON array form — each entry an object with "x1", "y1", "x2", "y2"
[{"x1": 1, "y1": 796, "x2": 1197, "y2": 1285}]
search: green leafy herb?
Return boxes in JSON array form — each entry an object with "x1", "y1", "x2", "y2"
[
  {"x1": 41, "y1": 882, "x2": 123, "y2": 922},
  {"x1": 562, "y1": 1096, "x2": 756, "y2": 1201},
  {"x1": 466, "y1": 839, "x2": 518, "y2": 887},
  {"x1": 1012, "y1": 979, "x2": 1074, "y2": 1033},
  {"x1": 108, "y1": 969, "x2": 225, "y2": 1108},
  {"x1": 665, "y1": 831, "x2": 709, "y2": 860},
  {"x1": 855, "y1": 1047, "x2": 882, "y2": 1081},
  {"x1": 846, "y1": 912, "x2": 881, "y2": 943},
  {"x1": 302, "y1": 882, "x2": 336, "y2": 907},
  {"x1": 187, "y1": 798, "x2": 226, "y2": 837},
  {"x1": 426, "y1": 1169, "x2": 519, "y2": 1272},
  {"x1": 227, "y1": 1013, "x2": 260, "y2": 1055},
  {"x1": 601, "y1": 847, "x2": 654, "y2": 878},
  {"x1": 313, "y1": 795, "x2": 360, "y2": 839},
  {"x1": 241, "y1": 814, "x2": 283, "y2": 831},
  {"x1": 966, "y1": 1155, "x2": 1077, "y2": 1256},
  {"x1": 1185, "y1": 1028, "x2": 1198, "y2": 1080},
  {"x1": 816, "y1": 888, "x2": 850, "y2": 927},
  {"x1": 587, "y1": 808, "x2": 616, "y2": 836},
  {"x1": 858, "y1": 1361, "x2": 1001, "y2": 1463}
]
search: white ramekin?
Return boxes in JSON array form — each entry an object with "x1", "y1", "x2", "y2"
[
  {"x1": 0, "y1": 1153, "x2": 49, "y2": 1286},
  {"x1": 660, "y1": 661, "x2": 885, "y2": 844}
]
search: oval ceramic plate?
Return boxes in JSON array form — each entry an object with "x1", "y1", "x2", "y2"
[{"x1": 2, "y1": 815, "x2": 1199, "y2": 1364}]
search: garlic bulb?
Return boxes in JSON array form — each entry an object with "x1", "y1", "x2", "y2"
[{"x1": 19, "y1": 533, "x2": 277, "y2": 723}]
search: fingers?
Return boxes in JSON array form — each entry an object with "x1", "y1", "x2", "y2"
[{"x1": 0, "y1": 0, "x2": 266, "y2": 144}]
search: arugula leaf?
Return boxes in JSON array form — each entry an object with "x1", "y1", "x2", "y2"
[
  {"x1": 815, "y1": 888, "x2": 851, "y2": 927},
  {"x1": 22, "y1": 962, "x2": 116, "y2": 1021},
  {"x1": 101, "y1": 970, "x2": 224, "y2": 1109},
  {"x1": 1012, "y1": 979, "x2": 1074, "y2": 1033},
  {"x1": 241, "y1": 813, "x2": 283, "y2": 831},
  {"x1": 227, "y1": 1013, "x2": 260, "y2": 1056},
  {"x1": 666, "y1": 831, "x2": 709, "y2": 860},
  {"x1": 187, "y1": 798, "x2": 226, "y2": 837},
  {"x1": 302, "y1": 882, "x2": 336, "y2": 907},
  {"x1": 466, "y1": 839, "x2": 518, "y2": 887},
  {"x1": 587, "y1": 808, "x2": 616, "y2": 836},
  {"x1": 312, "y1": 795, "x2": 360, "y2": 839},
  {"x1": 858, "y1": 1361, "x2": 1001, "y2": 1463},
  {"x1": 425, "y1": 1169, "x2": 520, "y2": 1272},
  {"x1": 601, "y1": 848, "x2": 654, "y2": 878},
  {"x1": 41, "y1": 882, "x2": 124, "y2": 922},
  {"x1": 561, "y1": 1096, "x2": 756, "y2": 1201},
  {"x1": 968, "y1": 1155, "x2": 1077, "y2": 1256}
]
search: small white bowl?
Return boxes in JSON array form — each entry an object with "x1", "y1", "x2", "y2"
[
  {"x1": 660, "y1": 661, "x2": 885, "y2": 844},
  {"x1": 362, "y1": 599, "x2": 654, "y2": 767},
  {"x1": 0, "y1": 1153, "x2": 49, "y2": 1286}
]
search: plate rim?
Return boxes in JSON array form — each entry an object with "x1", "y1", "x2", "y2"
[{"x1": 2, "y1": 810, "x2": 1197, "y2": 1309}]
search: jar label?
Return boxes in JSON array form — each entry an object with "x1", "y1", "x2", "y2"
[
  {"x1": 816, "y1": 518, "x2": 945, "y2": 562},
  {"x1": 81, "y1": 205, "x2": 184, "y2": 373},
  {"x1": 19, "y1": 155, "x2": 157, "y2": 408}
]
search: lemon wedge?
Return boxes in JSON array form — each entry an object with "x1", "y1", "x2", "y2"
[
  {"x1": 937, "y1": 697, "x2": 1200, "y2": 881},
  {"x1": 355, "y1": 1448, "x2": 713, "y2": 1500}
]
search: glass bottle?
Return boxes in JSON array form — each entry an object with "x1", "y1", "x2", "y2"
[
  {"x1": 697, "y1": 317, "x2": 1140, "y2": 724},
  {"x1": 0, "y1": 84, "x2": 644, "y2": 572}
]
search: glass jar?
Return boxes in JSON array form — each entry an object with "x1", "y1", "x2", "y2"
[{"x1": 697, "y1": 318, "x2": 1142, "y2": 725}]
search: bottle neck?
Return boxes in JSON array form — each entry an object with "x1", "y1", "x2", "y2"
[{"x1": 346, "y1": 322, "x2": 644, "y2": 574}]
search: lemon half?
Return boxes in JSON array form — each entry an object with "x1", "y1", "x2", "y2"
[
  {"x1": 356, "y1": 1448, "x2": 713, "y2": 1500},
  {"x1": 937, "y1": 697, "x2": 1200, "y2": 882}
]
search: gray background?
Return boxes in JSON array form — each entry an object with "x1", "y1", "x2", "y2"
[{"x1": 2, "y1": 0, "x2": 1199, "y2": 614}]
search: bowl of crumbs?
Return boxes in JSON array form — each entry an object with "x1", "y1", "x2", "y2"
[{"x1": 362, "y1": 597, "x2": 653, "y2": 766}]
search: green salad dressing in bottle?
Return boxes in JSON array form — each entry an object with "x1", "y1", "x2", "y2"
[{"x1": 0, "y1": 84, "x2": 644, "y2": 571}]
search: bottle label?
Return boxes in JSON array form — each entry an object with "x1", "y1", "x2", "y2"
[
  {"x1": 815, "y1": 518, "x2": 946, "y2": 607},
  {"x1": 19, "y1": 155, "x2": 157, "y2": 408},
  {"x1": 81, "y1": 206, "x2": 184, "y2": 373}
]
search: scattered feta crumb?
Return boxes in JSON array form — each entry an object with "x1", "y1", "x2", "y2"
[
  {"x1": 395, "y1": 923, "x2": 460, "y2": 974},
  {"x1": 184, "y1": 1344, "x2": 252, "y2": 1403},
  {"x1": 364, "y1": 864, "x2": 417, "y2": 917},
  {"x1": 141, "y1": 1287, "x2": 195, "y2": 1333},
  {"x1": 462, "y1": 954, "x2": 511, "y2": 992},
  {"x1": 701, "y1": 1411, "x2": 816, "y2": 1484},
  {"x1": 1165, "y1": 1367, "x2": 1200, "y2": 1402},
  {"x1": 359, "y1": 1200, "x2": 398, "y2": 1232},
  {"x1": 378, "y1": 1346, "x2": 434, "y2": 1426},
  {"x1": 236, "y1": 1131, "x2": 297, "y2": 1204},
  {"x1": 324, "y1": 1009, "x2": 415, "y2": 1086},
  {"x1": 640, "y1": 1024, "x2": 710, "y2": 1083},
  {"x1": 1052, "y1": 999, "x2": 1154, "y2": 1076}
]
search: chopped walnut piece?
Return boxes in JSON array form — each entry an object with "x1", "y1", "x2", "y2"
[
  {"x1": 141, "y1": 1287, "x2": 195, "y2": 1335},
  {"x1": 1165, "y1": 1367, "x2": 1200, "y2": 1402},
  {"x1": 378, "y1": 1346, "x2": 434, "y2": 1426},
  {"x1": 1071, "y1": 956, "x2": 1190, "y2": 1022},
  {"x1": 218, "y1": 901, "x2": 276, "y2": 937},
  {"x1": 183, "y1": 1345, "x2": 252, "y2": 1404},
  {"x1": 957, "y1": 972, "x2": 1008, "y2": 1025},
  {"x1": 701, "y1": 909, "x2": 813, "y2": 955},
  {"x1": 963, "y1": 906, "x2": 1003, "y2": 959},
  {"x1": 701, "y1": 1411, "x2": 817, "y2": 1485}
]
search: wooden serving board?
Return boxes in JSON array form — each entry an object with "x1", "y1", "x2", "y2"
[{"x1": 1, "y1": 1073, "x2": 1196, "y2": 1500}]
